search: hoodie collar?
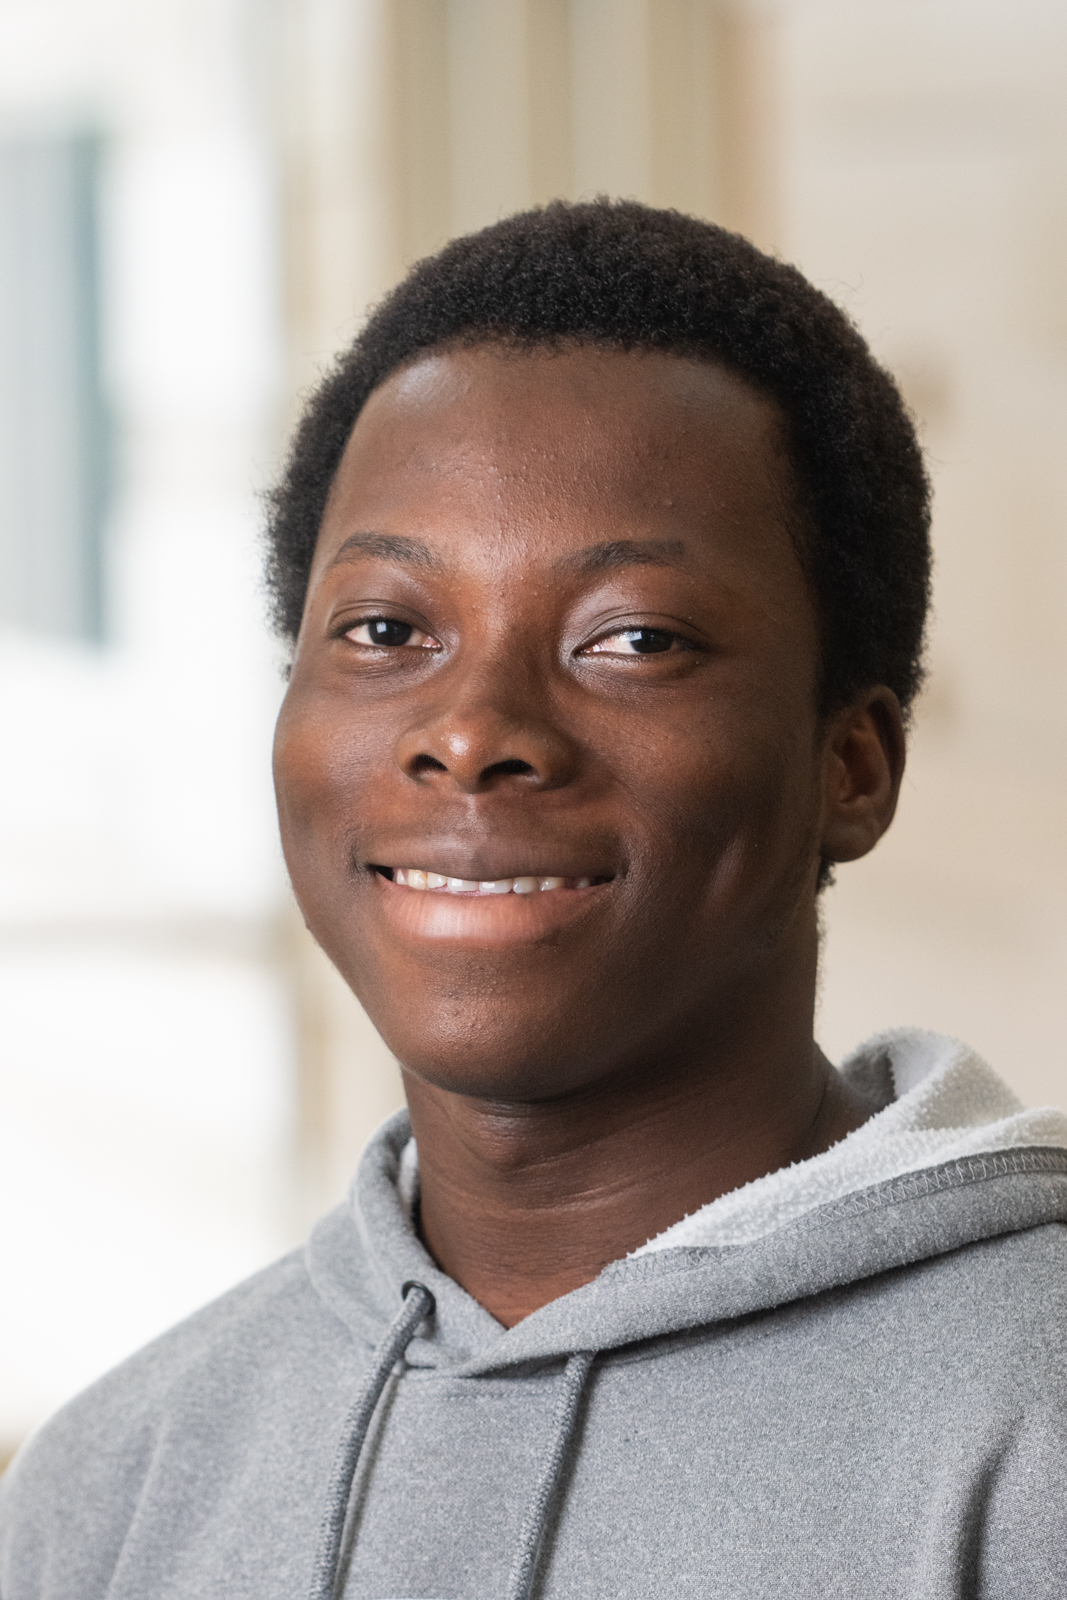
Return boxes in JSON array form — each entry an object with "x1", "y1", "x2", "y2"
[
  {"x1": 633, "y1": 1028, "x2": 1067, "y2": 1253},
  {"x1": 305, "y1": 1030, "x2": 1067, "y2": 1376}
]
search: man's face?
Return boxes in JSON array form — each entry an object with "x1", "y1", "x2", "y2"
[{"x1": 274, "y1": 346, "x2": 828, "y2": 1099}]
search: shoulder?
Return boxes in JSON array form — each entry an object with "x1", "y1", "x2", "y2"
[
  {"x1": 913, "y1": 1220, "x2": 1067, "y2": 1331},
  {"x1": 954, "y1": 1222, "x2": 1067, "y2": 1384},
  {"x1": 0, "y1": 1247, "x2": 352, "y2": 1597},
  {"x1": 820, "y1": 1221, "x2": 1067, "y2": 1420},
  {"x1": 17, "y1": 1245, "x2": 325, "y2": 1445},
  {"x1": 856, "y1": 1219, "x2": 1067, "y2": 1336}
]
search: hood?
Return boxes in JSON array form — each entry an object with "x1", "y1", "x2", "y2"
[{"x1": 305, "y1": 1029, "x2": 1067, "y2": 1379}]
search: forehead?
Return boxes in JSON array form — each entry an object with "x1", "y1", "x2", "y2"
[{"x1": 314, "y1": 344, "x2": 805, "y2": 589}]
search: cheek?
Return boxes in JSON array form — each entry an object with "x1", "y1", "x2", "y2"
[
  {"x1": 711, "y1": 729, "x2": 821, "y2": 915},
  {"x1": 634, "y1": 697, "x2": 819, "y2": 912},
  {"x1": 273, "y1": 690, "x2": 372, "y2": 860}
]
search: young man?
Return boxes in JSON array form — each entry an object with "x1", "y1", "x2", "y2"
[{"x1": 3, "y1": 200, "x2": 1066, "y2": 1599}]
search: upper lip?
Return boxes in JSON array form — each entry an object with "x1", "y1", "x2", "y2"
[
  {"x1": 371, "y1": 860, "x2": 615, "y2": 882},
  {"x1": 363, "y1": 840, "x2": 618, "y2": 883}
]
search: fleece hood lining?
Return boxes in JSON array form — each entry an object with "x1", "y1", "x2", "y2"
[
  {"x1": 305, "y1": 1029, "x2": 1067, "y2": 1376},
  {"x1": 630, "y1": 1029, "x2": 1067, "y2": 1253},
  {"x1": 392, "y1": 1030, "x2": 1067, "y2": 1254}
]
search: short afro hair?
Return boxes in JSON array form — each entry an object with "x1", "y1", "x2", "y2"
[{"x1": 266, "y1": 198, "x2": 931, "y2": 716}]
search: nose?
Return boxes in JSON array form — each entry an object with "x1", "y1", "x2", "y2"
[{"x1": 394, "y1": 676, "x2": 579, "y2": 795}]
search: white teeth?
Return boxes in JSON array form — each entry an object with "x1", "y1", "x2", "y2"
[{"x1": 390, "y1": 869, "x2": 598, "y2": 895}]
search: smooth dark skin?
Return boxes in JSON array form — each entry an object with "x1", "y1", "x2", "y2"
[{"x1": 274, "y1": 345, "x2": 906, "y2": 1327}]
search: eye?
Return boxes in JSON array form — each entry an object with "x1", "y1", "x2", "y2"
[
  {"x1": 344, "y1": 616, "x2": 440, "y2": 650},
  {"x1": 585, "y1": 627, "x2": 686, "y2": 656}
]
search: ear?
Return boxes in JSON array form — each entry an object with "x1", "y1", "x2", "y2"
[{"x1": 818, "y1": 686, "x2": 906, "y2": 866}]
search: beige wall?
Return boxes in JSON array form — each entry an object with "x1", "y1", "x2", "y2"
[
  {"x1": 277, "y1": 0, "x2": 1067, "y2": 1214},
  {"x1": 779, "y1": 1, "x2": 1067, "y2": 1112},
  {"x1": 280, "y1": 0, "x2": 780, "y2": 369}
]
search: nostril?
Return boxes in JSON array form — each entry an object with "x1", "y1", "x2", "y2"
[
  {"x1": 402, "y1": 748, "x2": 544, "y2": 789},
  {"x1": 410, "y1": 754, "x2": 449, "y2": 776},
  {"x1": 483, "y1": 758, "x2": 535, "y2": 779}
]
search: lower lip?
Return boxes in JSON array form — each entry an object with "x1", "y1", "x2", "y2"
[{"x1": 373, "y1": 871, "x2": 610, "y2": 946}]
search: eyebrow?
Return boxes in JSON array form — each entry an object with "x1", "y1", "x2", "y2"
[
  {"x1": 326, "y1": 532, "x2": 689, "y2": 577},
  {"x1": 562, "y1": 538, "x2": 689, "y2": 574},
  {"x1": 326, "y1": 531, "x2": 444, "y2": 571}
]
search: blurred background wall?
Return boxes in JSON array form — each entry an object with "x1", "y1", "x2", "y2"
[{"x1": 2, "y1": 0, "x2": 1065, "y2": 1463}]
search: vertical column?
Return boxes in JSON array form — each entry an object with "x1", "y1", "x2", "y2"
[
  {"x1": 647, "y1": 0, "x2": 723, "y2": 218},
  {"x1": 565, "y1": 0, "x2": 781, "y2": 244},
  {"x1": 569, "y1": 0, "x2": 653, "y2": 200},
  {"x1": 527, "y1": 0, "x2": 574, "y2": 204},
  {"x1": 392, "y1": 0, "x2": 452, "y2": 262},
  {"x1": 279, "y1": 0, "x2": 405, "y2": 393},
  {"x1": 713, "y1": 0, "x2": 781, "y2": 250},
  {"x1": 447, "y1": 0, "x2": 533, "y2": 236},
  {"x1": 395, "y1": 0, "x2": 575, "y2": 249}
]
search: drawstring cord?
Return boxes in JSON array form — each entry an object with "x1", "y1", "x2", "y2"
[
  {"x1": 308, "y1": 1280, "x2": 592, "y2": 1600},
  {"x1": 306, "y1": 1281, "x2": 435, "y2": 1600},
  {"x1": 504, "y1": 1349, "x2": 595, "y2": 1600}
]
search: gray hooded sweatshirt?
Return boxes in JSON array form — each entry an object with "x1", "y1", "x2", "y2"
[{"x1": 3, "y1": 1028, "x2": 1067, "y2": 1599}]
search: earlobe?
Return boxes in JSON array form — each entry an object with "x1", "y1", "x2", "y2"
[{"x1": 818, "y1": 687, "x2": 906, "y2": 866}]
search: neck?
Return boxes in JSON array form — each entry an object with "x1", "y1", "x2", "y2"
[{"x1": 402, "y1": 990, "x2": 874, "y2": 1328}]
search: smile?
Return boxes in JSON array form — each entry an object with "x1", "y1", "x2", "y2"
[
  {"x1": 371, "y1": 864, "x2": 613, "y2": 945},
  {"x1": 386, "y1": 868, "x2": 600, "y2": 895}
]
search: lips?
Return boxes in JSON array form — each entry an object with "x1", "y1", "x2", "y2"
[
  {"x1": 369, "y1": 861, "x2": 614, "y2": 946},
  {"x1": 388, "y1": 868, "x2": 601, "y2": 895}
]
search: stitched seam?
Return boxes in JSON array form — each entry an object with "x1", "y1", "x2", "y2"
[{"x1": 599, "y1": 1147, "x2": 1067, "y2": 1283}]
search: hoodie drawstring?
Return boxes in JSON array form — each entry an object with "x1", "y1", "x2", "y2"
[
  {"x1": 504, "y1": 1349, "x2": 595, "y2": 1600},
  {"x1": 307, "y1": 1280, "x2": 435, "y2": 1600},
  {"x1": 308, "y1": 1284, "x2": 592, "y2": 1600}
]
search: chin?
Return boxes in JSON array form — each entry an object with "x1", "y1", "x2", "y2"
[
  {"x1": 381, "y1": 999, "x2": 621, "y2": 1101},
  {"x1": 342, "y1": 955, "x2": 655, "y2": 1103}
]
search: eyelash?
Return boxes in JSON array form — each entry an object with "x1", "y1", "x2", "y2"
[
  {"x1": 339, "y1": 616, "x2": 696, "y2": 659},
  {"x1": 343, "y1": 616, "x2": 441, "y2": 650},
  {"x1": 585, "y1": 626, "x2": 693, "y2": 657}
]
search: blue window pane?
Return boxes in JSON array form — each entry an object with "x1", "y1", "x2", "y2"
[{"x1": 0, "y1": 132, "x2": 110, "y2": 642}]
